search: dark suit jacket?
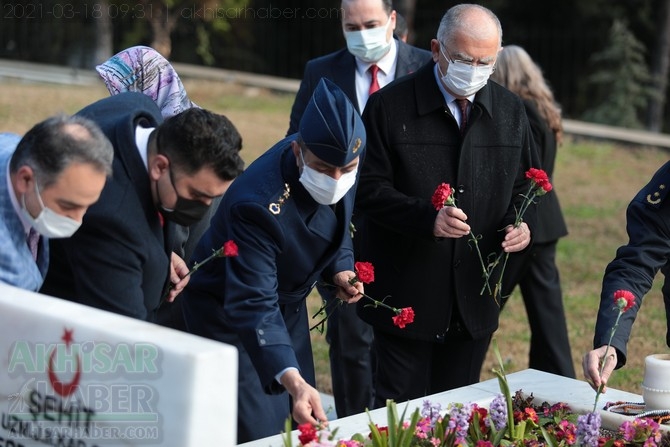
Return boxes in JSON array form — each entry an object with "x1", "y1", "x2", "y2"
[
  {"x1": 41, "y1": 92, "x2": 176, "y2": 322},
  {"x1": 287, "y1": 39, "x2": 431, "y2": 134},
  {"x1": 355, "y1": 62, "x2": 540, "y2": 341},
  {"x1": 182, "y1": 136, "x2": 359, "y2": 393}
]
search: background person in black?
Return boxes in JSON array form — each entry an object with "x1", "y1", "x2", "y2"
[{"x1": 491, "y1": 44, "x2": 576, "y2": 378}]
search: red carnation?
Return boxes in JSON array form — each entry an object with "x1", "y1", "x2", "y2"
[
  {"x1": 431, "y1": 183, "x2": 456, "y2": 210},
  {"x1": 525, "y1": 168, "x2": 548, "y2": 184},
  {"x1": 161, "y1": 239, "x2": 238, "y2": 302},
  {"x1": 392, "y1": 307, "x2": 415, "y2": 328},
  {"x1": 353, "y1": 261, "x2": 375, "y2": 284},
  {"x1": 297, "y1": 422, "x2": 318, "y2": 445},
  {"x1": 613, "y1": 290, "x2": 635, "y2": 312},
  {"x1": 593, "y1": 291, "x2": 636, "y2": 411},
  {"x1": 222, "y1": 240, "x2": 239, "y2": 257},
  {"x1": 525, "y1": 168, "x2": 553, "y2": 196}
]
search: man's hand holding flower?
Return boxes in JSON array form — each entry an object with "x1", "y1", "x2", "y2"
[
  {"x1": 433, "y1": 205, "x2": 470, "y2": 238},
  {"x1": 332, "y1": 270, "x2": 363, "y2": 303},
  {"x1": 501, "y1": 222, "x2": 531, "y2": 253},
  {"x1": 166, "y1": 252, "x2": 191, "y2": 302}
]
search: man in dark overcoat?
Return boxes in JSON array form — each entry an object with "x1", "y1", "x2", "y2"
[{"x1": 355, "y1": 4, "x2": 541, "y2": 406}]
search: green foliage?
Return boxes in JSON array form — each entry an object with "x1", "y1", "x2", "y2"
[
  {"x1": 582, "y1": 19, "x2": 653, "y2": 129},
  {"x1": 111, "y1": 0, "x2": 248, "y2": 64}
]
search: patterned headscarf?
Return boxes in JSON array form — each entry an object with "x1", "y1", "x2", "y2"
[{"x1": 96, "y1": 46, "x2": 198, "y2": 118}]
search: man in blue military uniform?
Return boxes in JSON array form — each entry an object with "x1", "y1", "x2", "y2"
[
  {"x1": 583, "y1": 160, "x2": 670, "y2": 391},
  {"x1": 181, "y1": 78, "x2": 366, "y2": 443}
]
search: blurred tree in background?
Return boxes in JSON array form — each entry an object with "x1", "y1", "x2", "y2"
[
  {"x1": 582, "y1": 19, "x2": 653, "y2": 129},
  {"x1": 1, "y1": 0, "x2": 669, "y2": 131}
]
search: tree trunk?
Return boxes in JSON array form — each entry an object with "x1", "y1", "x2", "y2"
[
  {"x1": 140, "y1": 0, "x2": 178, "y2": 58},
  {"x1": 646, "y1": 0, "x2": 670, "y2": 132},
  {"x1": 93, "y1": 0, "x2": 113, "y2": 65}
]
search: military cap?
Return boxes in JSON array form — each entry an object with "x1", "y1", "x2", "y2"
[{"x1": 299, "y1": 78, "x2": 366, "y2": 166}]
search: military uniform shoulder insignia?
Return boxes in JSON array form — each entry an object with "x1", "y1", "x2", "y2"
[
  {"x1": 646, "y1": 183, "x2": 668, "y2": 206},
  {"x1": 268, "y1": 183, "x2": 290, "y2": 215}
]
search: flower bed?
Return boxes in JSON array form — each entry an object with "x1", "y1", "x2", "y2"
[{"x1": 287, "y1": 390, "x2": 667, "y2": 446}]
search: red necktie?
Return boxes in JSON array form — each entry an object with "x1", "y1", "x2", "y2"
[
  {"x1": 369, "y1": 64, "x2": 380, "y2": 96},
  {"x1": 456, "y1": 98, "x2": 469, "y2": 136},
  {"x1": 27, "y1": 227, "x2": 40, "y2": 261}
]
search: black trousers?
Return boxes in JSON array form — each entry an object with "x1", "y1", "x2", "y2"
[
  {"x1": 322, "y1": 284, "x2": 375, "y2": 417},
  {"x1": 372, "y1": 328, "x2": 490, "y2": 407},
  {"x1": 505, "y1": 241, "x2": 575, "y2": 378}
]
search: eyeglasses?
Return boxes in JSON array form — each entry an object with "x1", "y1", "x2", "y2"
[{"x1": 440, "y1": 44, "x2": 496, "y2": 69}]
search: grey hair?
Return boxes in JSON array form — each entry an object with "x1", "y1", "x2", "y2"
[
  {"x1": 436, "y1": 4, "x2": 502, "y2": 49},
  {"x1": 10, "y1": 114, "x2": 114, "y2": 188}
]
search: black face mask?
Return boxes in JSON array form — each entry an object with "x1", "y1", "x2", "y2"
[
  {"x1": 160, "y1": 196, "x2": 210, "y2": 226},
  {"x1": 158, "y1": 165, "x2": 211, "y2": 227}
]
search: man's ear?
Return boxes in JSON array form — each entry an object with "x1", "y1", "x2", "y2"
[
  {"x1": 291, "y1": 140, "x2": 302, "y2": 166},
  {"x1": 14, "y1": 165, "x2": 35, "y2": 195},
  {"x1": 149, "y1": 153, "x2": 170, "y2": 181}
]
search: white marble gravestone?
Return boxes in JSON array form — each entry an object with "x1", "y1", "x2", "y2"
[{"x1": 0, "y1": 282, "x2": 238, "y2": 446}]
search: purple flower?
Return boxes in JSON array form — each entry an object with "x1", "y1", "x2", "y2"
[
  {"x1": 421, "y1": 400, "x2": 442, "y2": 428},
  {"x1": 577, "y1": 411, "x2": 601, "y2": 447},
  {"x1": 486, "y1": 393, "x2": 507, "y2": 431},
  {"x1": 447, "y1": 403, "x2": 472, "y2": 444}
]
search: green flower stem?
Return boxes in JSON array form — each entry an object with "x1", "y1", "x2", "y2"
[
  {"x1": 350, "y1": 277, "x2": 400, "y2": 314},
  {"x1": 485, "y1": 183, "x2": 539, "y2": 304},
  {"x1": 470, "y1": 231, "x2": 493, "y2": 296},
  {"x1": 183, "y1": 248, "x2": 225, "y2": 280},
  {"x1": 159, "y1": 247, "x2": 224, "y2": 303},
  {"x1": 360, "y1": 292, "x2": 399, "y2": 314},
  {"x1": 492, "y1": 251, "x2": 511, "y2": 306},
  {"x1": 310, "y1": 282, "x2": 400, "y2": 333},
  {"x1": 593, "y1": 310, "x2": 624, "y2": 412}
]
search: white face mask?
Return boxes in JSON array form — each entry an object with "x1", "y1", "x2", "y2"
[
  {"x1": 298, "y1": 151, "x2": 358, "y2": 205},
  {"x1": 21, "y1": 181, "x2": 81, "y2": 238},
  {"x1": 344, "y1": 16, "x2": 392, "y2": 63},
  {"x1": 439, "y1": 47, "x2": 494, "y2": 97}
]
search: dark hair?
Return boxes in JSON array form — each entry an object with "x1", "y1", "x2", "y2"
[
  {"x1": 342, "y1": 0, "x2": 393, "y2": 16},
  {"x1": 9, "y1": 114, "x2": 114, "y2": 188},
  {"x1": 154, "y1": 108, "x2": 244, "y2": 180}
]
